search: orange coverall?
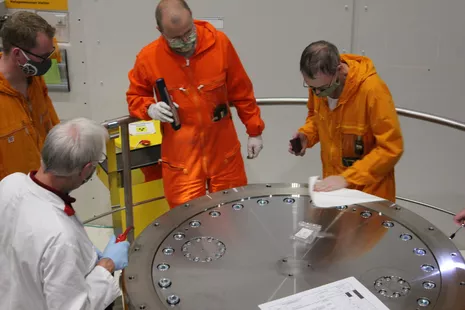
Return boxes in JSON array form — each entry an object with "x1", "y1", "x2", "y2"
[
  {"x1": 0, "y1": 73, "x2": 60, "y2": 180},
  {"x1": 299, "y1": 54, "x2": 403, "y2": 202},
  {"x1": 0, "y1": 39, "x2": 61, "y2": 180},
  {"x1": 127, "y1": 20, "x2": 265, "y2": 208}
]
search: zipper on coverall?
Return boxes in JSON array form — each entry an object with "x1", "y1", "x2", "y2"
[{"x1": 181, "y1": 58, "x2": 209, "y2": 176}]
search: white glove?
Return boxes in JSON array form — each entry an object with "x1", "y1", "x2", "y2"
[
  {"x1": 247, "y1": 135, "x2": 263, "y2": 159},
  {"x1": 147, "y1": 101, "x2": 179, "y2": 123}
]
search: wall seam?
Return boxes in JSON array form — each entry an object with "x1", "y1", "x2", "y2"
[{"x1": 350, "y1": 0, "x2": 357, "y2": 53}]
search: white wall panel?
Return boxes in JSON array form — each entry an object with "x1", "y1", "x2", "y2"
[
  {"x1": 353, "y1": 0, "x2": 465, "y2": 115},
  {"x1": 353, "y1": 0, "x2": 465, "y2": 248},
  {"x1": 83, "y1": 0, "x2": 159, "y2": 122},
  {"x1": 47, "y1": 0, "x2": 110, "y2": 224},
  {"x1": 46, "y1": 1, "x2": 92, "y2": 119},
  {"x1": 84, "y1": 0, "x2": 354, "y2": 121}
]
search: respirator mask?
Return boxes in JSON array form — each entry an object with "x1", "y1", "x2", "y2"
[
  {"x1": 314, "y1": 78, "x2": 340, "y2": 97},
  {"x1": 18, "y1": 49, "x2": 52, "y2": 77},
  {"x1": 166, "y1": 29, "x2": 197, "y2": 54}
]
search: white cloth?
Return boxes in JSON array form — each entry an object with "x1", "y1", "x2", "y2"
[
  {"x1": 309, "y1": 176, "x2": 384, "y2": 208},
  {"x1": 327, "y1": 97, "x2": 338, "y2": 111},
  {"x1": 0, "y1": 173, "x2": 120, "y2": 310}
]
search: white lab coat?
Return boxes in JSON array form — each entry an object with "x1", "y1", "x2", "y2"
[{"x1": 0, "y1": 173, "x2": 120, "y2": 310}]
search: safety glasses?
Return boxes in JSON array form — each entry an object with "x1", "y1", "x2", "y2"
[
  {"x1": 303, "y1": 73, "x2": 337, "y2": 92},
  {"x1": 12, "y1": 43, "x2": 55, "y2": 62}
]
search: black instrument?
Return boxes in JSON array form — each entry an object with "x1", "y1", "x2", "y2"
[
  {"x1": 155, "y1": 78, "x2": 181, "y2": 131},
  {"x1": 290, "y1": 137, "x2": 303, "y2": 154}
]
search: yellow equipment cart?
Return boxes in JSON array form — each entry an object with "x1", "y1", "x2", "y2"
[{"x1": 96, "y1": 120, "x2": 169, "y2": 238}]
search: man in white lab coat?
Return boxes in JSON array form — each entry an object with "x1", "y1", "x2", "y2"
[{"x1": 0, "y1": 118, "x2": 130, "y2": 310}]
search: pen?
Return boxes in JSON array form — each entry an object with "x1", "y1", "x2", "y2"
[{"x1": 449, "y1": 223, "x2": 465, "y2": 240}]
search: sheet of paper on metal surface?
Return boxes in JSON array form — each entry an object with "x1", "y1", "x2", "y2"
[{"x1": 258, "y1": 276, "x2": 389, "y2": 310}]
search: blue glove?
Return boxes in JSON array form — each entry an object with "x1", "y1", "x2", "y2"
[
  {"x1": 96, "y1": 247, "x2": 104, "y2": 260},
  {"x1": 102, "y1": 235, "x2": 130, "y2": 271}
]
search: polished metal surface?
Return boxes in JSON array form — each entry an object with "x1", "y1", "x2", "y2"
[{"x1": 123, "y1": 184, "x2": 465, "y2": 310}]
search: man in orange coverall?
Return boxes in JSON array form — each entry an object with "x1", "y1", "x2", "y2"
[
  {"x1": 127, "y1": 0, "x2": 265, "y2": 208},
  {"x1": 289, "y1": 40, "x2": 403, "y2": 202},
  {"x1": 0, "y1": 12, "x2": 60, "y2": 180}
]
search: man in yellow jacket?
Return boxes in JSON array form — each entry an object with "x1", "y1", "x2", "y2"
[
  {"x1": 0, "y1": 12, "x2": 60, "y2": 180},
  {"x1": 290, "y1": 40, "x2": 403, "y2": 202}
]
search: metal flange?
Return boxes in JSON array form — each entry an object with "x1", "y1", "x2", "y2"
[{"x1": 123, "y1": 183, "x2": 465, "y2": 309}]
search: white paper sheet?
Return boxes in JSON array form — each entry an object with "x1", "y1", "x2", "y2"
[
  {"x1": 258, "y1": 276, "x2": 389, "y2": 310},
  {"x1": 129, "y1": 122, "x2": 156, "y2": 136},
  {"x1": 309, "y1": 176, "x2": 384, "y2": 208}
]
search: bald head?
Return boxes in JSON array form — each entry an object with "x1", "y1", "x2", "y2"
[{"x1": 155, "y1": 0, "x2": 192, "y2": 33}]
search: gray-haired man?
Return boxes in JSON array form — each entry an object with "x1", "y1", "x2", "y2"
[{"x1": 0, "y1": 118, "x2": 129, "y2": 309}]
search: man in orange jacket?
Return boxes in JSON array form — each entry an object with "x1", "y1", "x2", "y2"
[
  {"x1": 127, "y1": 0, "x2": 265, "y2": 208},
  {"x1": 0, "y1": 12, "x2": 60, "y2": 180},
  {"x1": 289, "y1": 40, "x2": 403, "y2": 202}
]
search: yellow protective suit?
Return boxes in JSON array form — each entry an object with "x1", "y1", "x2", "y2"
[
  {"x1": 299, "y1": 54, "x2": 403, "y2": 202},
  {"x1": 0, "y1": 72, "x2": 60, "y2": 180}
]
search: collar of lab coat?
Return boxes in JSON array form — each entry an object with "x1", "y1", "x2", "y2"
[{"x1": 28, "y1": 171, "x2": 76, "y2": 216}]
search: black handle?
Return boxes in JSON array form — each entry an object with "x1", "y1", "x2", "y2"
[{"x1": 155, "y1": 78, "x2": 181, "y2": 131}]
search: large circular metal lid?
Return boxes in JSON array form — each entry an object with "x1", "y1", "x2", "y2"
[{"x1": 123, "y1": 183, "x2": 465, "y2": 309}]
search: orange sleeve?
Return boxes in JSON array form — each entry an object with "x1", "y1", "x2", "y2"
[
  {"x1": 298, "y1": 92, "x2": 319, "y2": 148},
  {"x1": 41, "y1": 78, "x2": 60, "y2": 125},
  {"x1": 341, "y1": 82, "x2": 404, "y2": 185},
  {"x1": 126, "y1": 54, "x2": 154, "y2": 120},
  {"x1": 225, "y1": 38, "x2": 264, "y2": 137}
]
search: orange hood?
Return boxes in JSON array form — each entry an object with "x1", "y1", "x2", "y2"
[
  {"x1": 340, "y1": 54, "x2": 378, "y2": 101},
  {"x1": 161, "y1": 19, "x2": 218, "y2": 56},
  {"x1": 0, "y1": 68, "x2": 20, "y2": 97}
]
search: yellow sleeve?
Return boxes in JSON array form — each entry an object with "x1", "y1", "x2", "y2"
[
  {"x1": 341, "y1": 83, "x2": 403, "y2": 185},
  {"x1": 298, "y1": 91, "x2": 319, "y2": 148}
]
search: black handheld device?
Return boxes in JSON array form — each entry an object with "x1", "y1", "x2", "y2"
[
  {"x1": 155, "y1": 78, "x2": 181, "y2": 131},
  {"x1": 290, "y1": 137, "x2": 302, "y2": 153}
]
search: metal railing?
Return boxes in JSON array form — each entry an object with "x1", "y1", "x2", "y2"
[{"x1": 85, "y1": 97, "x2": 465, "y2": 235}]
